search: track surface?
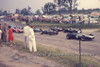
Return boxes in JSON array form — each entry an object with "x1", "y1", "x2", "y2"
[{"x1": 14, "y1": 31, "x2": 100, "y2": 56}]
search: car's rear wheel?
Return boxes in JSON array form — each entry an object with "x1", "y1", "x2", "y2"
[
  {"x1": 49, "y1": 33, "x2": 52, "y2": 35},
  {"x1": 41, "y1": 33, "x2": 43, "y2": 35},
  {"x1": 66, "y1": 36, "x2": 71, "y2": 39},
  {"x1": 56, "y1": 32, "x2": 58, "y2": 35},
  {"x1": 81, "y1": 36, "x2": 86, "y2": 41},
  {"x1": 67, "y1": 37, "x2": 71, "y2": 39}
]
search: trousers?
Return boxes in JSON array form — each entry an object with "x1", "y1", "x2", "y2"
[{"x1": 28, "y1": 37, "x2": 37, "y2": 52}]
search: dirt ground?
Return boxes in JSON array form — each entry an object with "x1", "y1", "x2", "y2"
[{"x1": 0, "y1": 44, "x2": 66, "y2": 67}]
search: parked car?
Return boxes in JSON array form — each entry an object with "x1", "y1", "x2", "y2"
[
  {"x1": 66, "y1": 33, "x2": 95, "y2": 41},
  {"x1": 41, "y1": 30, "x2": 58, "y2": 35}
]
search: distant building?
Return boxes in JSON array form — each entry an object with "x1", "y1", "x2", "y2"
[{"x1": 91, "y1": 12, "x2": 100, "y2": 17}]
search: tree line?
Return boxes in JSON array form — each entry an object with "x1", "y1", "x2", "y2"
[
  {"x1": 42, "y1": 0, "x2": 100, "y2": 15},
  {"x1": 0, "y1": 0, "x2": 100, "y2": 15}
]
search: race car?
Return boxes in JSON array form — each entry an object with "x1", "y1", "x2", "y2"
[
  {"x1": 34, "y1": 28, "x2": 42, "y2": 32},
  {"x1": 18, "y1": 27, "x2": 23, "y2": 33},
  {"x1": 41, "y1": 30, "x2": 58, "y2": 35},
  {"x1": 63, "y1": 28, "x2": 80, "y2": 33},
  {"x1": 12, "y1": 27, "x2": 18, "y2": 32},
  {"x1": 50, "y1": 27, "x2": 63, "y2": 32},
  {"x1": 12, "y1": 27, "x2": 23, "y2": 33},
  {"x1": 66, "y1": 33, "x2": 95, "y2": 41}
]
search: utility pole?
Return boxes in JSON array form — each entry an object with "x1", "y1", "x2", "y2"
[
  {"x1": 79, "y1": 28, "x2": 82, "y2": 67},
  {"x1": 79, "y1": 39, "x2": 81, "y2": 67}
]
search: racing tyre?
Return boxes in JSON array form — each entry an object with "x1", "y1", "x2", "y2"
[
  {"x1": 41, "y1": 33, "x2": 43, "y2": 35},
  {"x1": 81, "y1": 36, "x2": 86, "y2": 41}
]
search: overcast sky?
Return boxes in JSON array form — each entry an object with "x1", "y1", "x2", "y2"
[{"x1": 0, "y1": 0, "x2": 100, "y2": 13}]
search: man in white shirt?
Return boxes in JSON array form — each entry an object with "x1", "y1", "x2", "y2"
[
  {"x1": 28, "y1": 26, "x2": 37, "y2": 52},
  {"x1": 23, "y1": 23, "x2": 30, "y2": 49}
]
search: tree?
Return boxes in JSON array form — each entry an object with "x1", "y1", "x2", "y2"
[
  {"x1": 3, "y1": 10, "x2": 8, "y2": 15},
  {"x1": 65, "y1": 0, "x2": 78, "y2": 13},
  {"x1": 0, "y1": 10, "x2": 3, "y2": 16},
  {"x1": 35, "y1": 9, "x2": 41, "y2": 15},
  {"x1": 54, "y1": 0, "x2": 78, "y2": 13},
  {"x1": 42, "y1": 2, "x2": 56, "y2": 14},
  {"x1": 21, "y1": 8, "x2": 30, "y2": 15},
  {"x1": 15, "y1": 9, "x2": 21, "y2": 14},
  {"x1": 54, "y1": 0, "x2": 66, "y2": 6},
  {"x1": 54, "y1": 0, "x2": 68, "y2": 14}
]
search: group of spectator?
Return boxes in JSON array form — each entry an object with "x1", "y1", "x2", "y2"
[
  {"x1": 0, "y1": 22, "x2": 14, "y2": 47},
  {"x1": 0, "y1": 22, "x2": 37, "y2": 52}
]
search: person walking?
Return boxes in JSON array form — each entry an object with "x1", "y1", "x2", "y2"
[
  {"x1": 28, "y1": 26, "x2": 37, "y2": 52},
  {"x1": 0, "y1": 24, "x2": 2, "y2": 47},
  {"x1": 23, "y1": 23, "x2": 30, "y2": 49},
  {"x1": 2, "y1": 22, "x2": 7, "y2": 42},
  {"x1": 8, "y1": 26, "x2": 14, "y2": 46}
]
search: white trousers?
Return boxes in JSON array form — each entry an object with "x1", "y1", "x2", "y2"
[
  {"x1": 24, "y1": 36, "x2": 29, "y2": 48},
  {"x1": 28, "y1": 37, "x2": 37, "y2": 52}
]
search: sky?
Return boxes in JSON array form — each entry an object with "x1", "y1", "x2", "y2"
[
  {"x1": 78, "y1": 0, "x2": 100, "y2": 9},
  {"x1": 0, "y1": 0, "x2": 100, "y2": 13}
]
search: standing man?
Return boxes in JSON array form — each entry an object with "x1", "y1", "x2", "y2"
[
  {"x1": 23, "y1": 23, "x2": 30, "y2": 49},
  {"x1": 2, "y1": 22, "x2": 7, "y2": 42},
  {"x1": 0, "y1": 24, "x2": 2, "y2": 47},
  {"x1": 28, "y1": 25, "x2": 37, "y2": 52}
]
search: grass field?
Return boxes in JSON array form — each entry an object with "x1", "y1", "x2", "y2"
[
  {"x1": 30, "y1": 22, "x2": 100, "y2": 29},
  {"x1": 14, "y1": 39, "x2": 100, "y2": 67}
]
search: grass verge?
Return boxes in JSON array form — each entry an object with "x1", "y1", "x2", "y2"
[
  {"x1": 14, "y1": 39, "x2": 100, "y2": 67},
  {"x1": 31, "y1": 22, "x2": 100, "y2": 29}
]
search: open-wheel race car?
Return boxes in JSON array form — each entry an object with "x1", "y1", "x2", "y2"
[
  {"x1": 50, "y1": 27, "x2": 63, "y2": 32},
  {"x1": 41, "y1": 30, "x2": 58, "y2": 35},
  {"x1": 12, "y1": 27, "x2": 23, "y2": 33},
  {"x1": 66, "y1": 33, "x2": 95, "y2": 41},
  {"x1": 12, "y1": 27, "x2": 18, "y2": 32},
  {"x1": 63, "y1": 28, "x2": 80, "y2": 33},
  {"x1": 34, "y1": 28, "x2": 42, "y2": 32},
  {"x1": 18, "y1": 27, "x2": 24, "y2": 33}
]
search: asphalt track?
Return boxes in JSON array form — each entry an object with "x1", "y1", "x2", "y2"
[{"x1": 14, "y1": 30, "x2": 100, "y2": 57}]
